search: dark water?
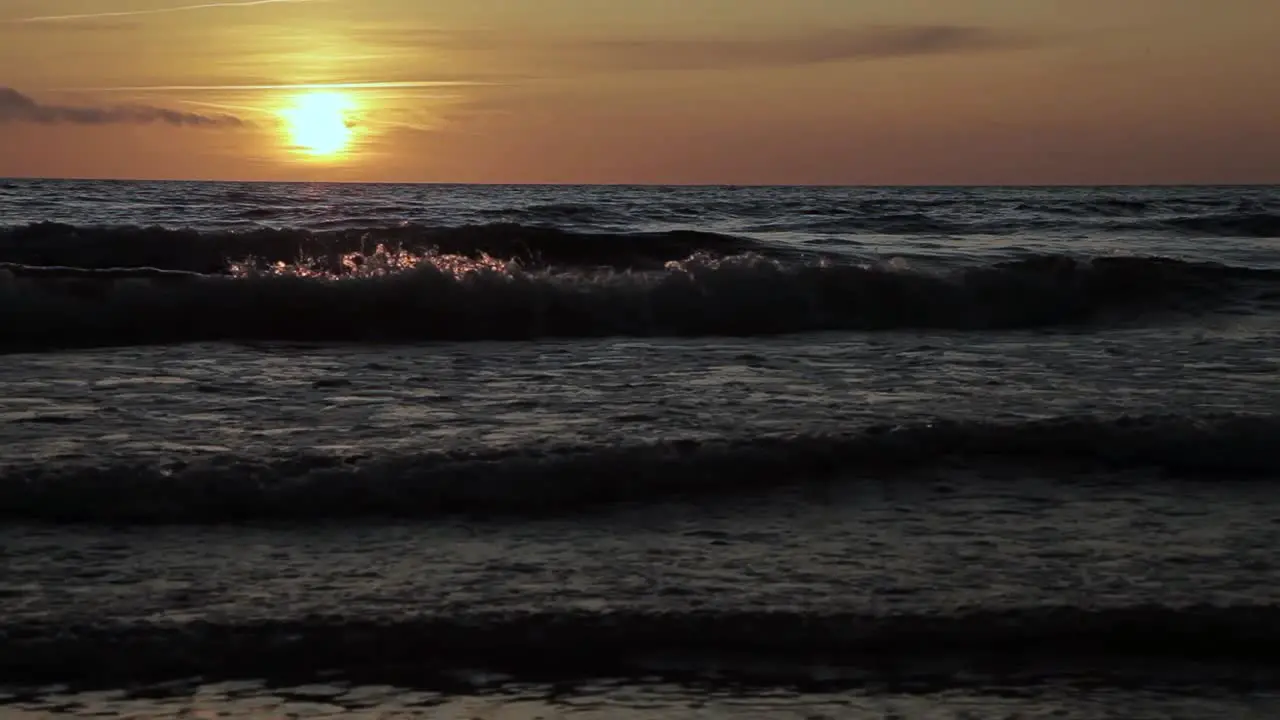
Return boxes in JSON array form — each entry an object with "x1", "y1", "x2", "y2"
[{"x1": 1, "y1": 181, "x2": 1278, "y2": 717}]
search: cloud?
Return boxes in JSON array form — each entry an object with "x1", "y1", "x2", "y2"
[
  {"x1": 0, "y1": 88, "x2": 248, "y2": 128},
  {"x1": 363, "y1": 24, "x2": 1037, "y2": 75},
  {"x1": 556, "y1": 26, "x2": 1034, "y2": 72},
  {"x1": 9, "y1": 0, "x2": 328, "y2": 24},
  {"x1": 72, "y1": 80, "x2": 495, "y2": 93},
  {"x1": 7, "y1": 19, "x2": 140, "y2": 32}
]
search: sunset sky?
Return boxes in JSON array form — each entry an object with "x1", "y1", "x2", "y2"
[{"x1": 1, "y1": 0, "x2": 1277, "y2": 184}]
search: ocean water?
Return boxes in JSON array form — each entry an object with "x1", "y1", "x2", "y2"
[{"x1": 1, "y1": 180, "x2": 1279, "y2": 718}]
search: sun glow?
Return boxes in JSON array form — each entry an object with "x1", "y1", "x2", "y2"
[{"x1": 279, "y1": 91, "x2": 356, "y2": 157}]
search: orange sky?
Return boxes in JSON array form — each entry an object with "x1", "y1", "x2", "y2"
[{"x1": 1, "y1": 0, "x2": 1277, "y2": 184}]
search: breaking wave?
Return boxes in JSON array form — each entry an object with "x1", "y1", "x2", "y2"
[
  {"x1": 3, "y1": 207, "x2": 1277, "y2": 281},
  {"x1": 1, "y1": 247, "x2": 1275, "y2": 351},
  {"x1": 2, "y1": 413, "x2": 1275, "y2": 524},
  {"x1": 0, "y1": 222, "x2": 767, "y2": 274},
  {"x1": 5, "y1": 605, "x2": 1279, "y2": 689}
]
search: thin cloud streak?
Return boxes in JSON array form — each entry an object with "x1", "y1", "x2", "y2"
[
  {"x1": 0, "y1": 87, "x2": 248, "y2": 128},
  {"x1": 178, "y1": 99, "x2": 272, "y2": 116},
  {"x1": 358, "y1": 24, "x2": 1041, "y2": 75},
  {"x1": 565, "y1": 26, "x2": 1037, "y2": 72},
  {"x1": 10, "y1": 0, "x2": 329, "y2": 24},
  {"x1": 66, "y1": 81, "x2": 495, "y2": 92}
]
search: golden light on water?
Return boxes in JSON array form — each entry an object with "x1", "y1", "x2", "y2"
[{"x1": 279, "y1": 91, "x2": 356, "y2": 158}]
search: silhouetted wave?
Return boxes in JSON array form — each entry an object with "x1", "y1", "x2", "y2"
[
  {"x1": 1106, "y1": 212, "x2": 1280, "y2": 238},
  {"x1": 2, "y1": 413, "x2": 1273, "y2": 524},
  {"x1": 6, "y1": 604, "x2": 1279, "y2": 688},
  {"x1": 3, "y1": 209, "x2": 1275, "y2": 281},
  {"x1": 1, "y1": 251, "x2": 1274, "y2": 352},
  {"x1": 478, "y1": 202, "x2": 622, "y2": 223},
  {"x1": 0, "y1": 222, "x2": 768, "y2": 274}
]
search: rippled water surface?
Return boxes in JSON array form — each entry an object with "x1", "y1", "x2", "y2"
[
  {"x1": 7, "y1": 684, "x2": 1280, "y2": 719},
  {"x1": 2, "y1": 182, "x2": 1278, "y2": 716}
]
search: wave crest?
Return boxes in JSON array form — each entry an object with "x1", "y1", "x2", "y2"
[
  {"x1": 1116, "y1": 212, "x2": 1280, "y2": 238},
  {"x1": 0, "y1": 222, "x2": 766, "y2": 274},
  {"x1": 2, "y1": 413, "x2": 1275, "y2": 524},
  {"x1": 6, "y1": 605, "x2": 1279, "y2": 688},
  {"x1": 0, "y1": 252, "x2": 1272, "y2": 351}
]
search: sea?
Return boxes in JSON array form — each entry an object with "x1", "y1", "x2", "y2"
[{"x1": 1, "y1": 180, "x2": 1278, "y2": 719}]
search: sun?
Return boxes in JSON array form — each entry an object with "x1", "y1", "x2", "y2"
[{"x1": 279, "y1": 91, "x2": 356, "y2": 158}]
